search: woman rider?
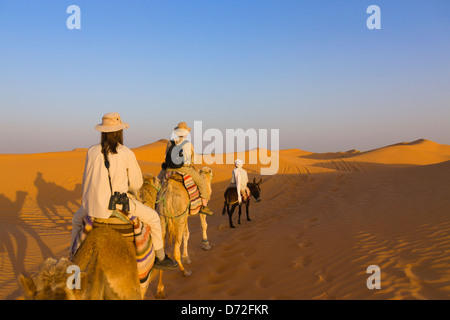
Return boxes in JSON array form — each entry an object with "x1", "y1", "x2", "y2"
[{"x1": 71, "y1": 112, "x2": 177, "y2": 270}]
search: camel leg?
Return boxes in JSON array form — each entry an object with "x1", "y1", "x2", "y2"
[
  {"x1": 182, "y1": 222, "x2": 191, "y2": 264},
  {"x1": 155, "y1": 271, "x2": 166, "y2": 299},
  {"x1": 199, "y1": 214, "x2": 211, "y2": 251},
  {"x1": 155, "y1": 214, "x2": 167, "y2": 299},
  {"x1": 174, "y1": 230, "x2": 191, "y2": 277},
  {"x1": 246, "y1": 201, "x2": 251, "y2": 221},
  {"x1": 159, "y1": 216, "x2": 167, "y2": 256}
]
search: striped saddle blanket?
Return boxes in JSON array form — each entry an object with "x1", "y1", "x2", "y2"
[
  {"x1": 70, "y1": 210, "x2": 155, "y2": 297},
  {"x1": 165, "y1": 171, "x2": 203, "y2": 215}
]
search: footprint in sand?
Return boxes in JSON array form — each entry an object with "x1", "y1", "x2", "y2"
[
  {"x1": 295, "y1": 232, "x2": 304, "y2": 240},
  {"x1": 315, "y1": 268, "x2": 334, "y2": 283},
  {"x1": 298, "y1": 240, "x2": 314, "y2": 249},
  {"x1": 293, "y1": 255, "x2": 312, "y2": 269},
  {"x1": 219, "y1": 243, "x2": 241, "y2": 259},
  {"x1": 215, "y1": 261, "x2": 238, "y2": 275},
  {"x1": 258, "y1": 275, "x2": 273, "y2": 289},
  {"x1": 247, "y1": 258, "x2": 265, "y2": 270}
]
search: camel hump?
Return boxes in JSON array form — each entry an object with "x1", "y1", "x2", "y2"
[{"x1": 167, "y1": 172, "x2": 184, "y2": 183}]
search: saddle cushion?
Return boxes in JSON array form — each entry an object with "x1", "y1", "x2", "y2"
[
  {"x1": 71, "y1": 210, "x2": 155, "y2": 297},
  {"x1": 165, "y1": 171, "x2": 203, "y2": 216},
  {"x1": 227, "y1": 187, "x2": 250, "y2": 203}
]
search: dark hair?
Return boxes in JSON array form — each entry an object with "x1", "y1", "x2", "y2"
[{"x1": 101, "y1": 130, "x2": 123, "y2": 156}]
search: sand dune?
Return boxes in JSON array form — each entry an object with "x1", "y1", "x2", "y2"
[
  {"x1": 133, "y1": 139, "x2": 169, "y2": 164},
  {"x1": 347, "y1": 139, "x2": 450, "y2": 165},
  {"x1": 1, "y1": 139, "x2": 450, "y2": 299}
]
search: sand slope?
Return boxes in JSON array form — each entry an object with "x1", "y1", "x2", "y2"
[{"x1": 1, "y1": 139, "x2": 450, "y2": 300}]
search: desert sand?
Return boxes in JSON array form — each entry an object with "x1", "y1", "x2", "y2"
[{"x1": 1, "y1": 138, "x2": 450, "y2": 300}]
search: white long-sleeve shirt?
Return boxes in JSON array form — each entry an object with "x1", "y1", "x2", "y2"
[
  {"x1": 229, "y1": 167, "x2": 249, "y2": 203},
  {"x1": 230, "y1": 167, "x2": 249, "y2": 190},
  {"x1": 81, "y1": 143, "x2": 143, "y2": 219}
]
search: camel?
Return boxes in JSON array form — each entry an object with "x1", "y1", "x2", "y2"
[
  {"x1": 20, "y1": 170, "x2": 213, "y2": 300},
  {"x1": 20, "y1": 226, "x2": 142, "y2": 299},
  {"x1": 20, "y1": 257, "x2": 83, "y2": 300},
  {"x1": 153, "y1": 167, "x2": 213, "y2": 299},
  {"x1": 138, "y1": 173, "x2": 161, "y2": 209},
  {"x1": 222, "y1": 178, "x2": 262, "y2": 228},
  {"x1": 20, "y1": 175, "x2": 163, "y2": 300},
  {"x1": 140, "y1": 171, "x2": 213, "y2": 252}
]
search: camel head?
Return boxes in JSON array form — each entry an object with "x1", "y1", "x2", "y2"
[
  {"x1": 20, "y1": 258, "x2": 87, "y2": 300},
  {"x1": 199, "y1": 167, "x2": 214, "y2": 199},
  {"x1": 139, "y1": 174, "x2": 161, "y2": 208},
  {"x1": 199, "y1": 167, "x2": 214, "y2": 185}
]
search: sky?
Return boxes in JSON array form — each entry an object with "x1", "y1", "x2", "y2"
[{"x1": 0, "y1": 0, "x2": 449, "y2": 154}]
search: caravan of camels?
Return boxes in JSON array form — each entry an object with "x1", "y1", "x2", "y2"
[
  {"x1": 8, "y1": 113, "x2": 450, "y2": 300},
  {"x1": 19, "y1": 115, "x2": 263, "y2": 300}
]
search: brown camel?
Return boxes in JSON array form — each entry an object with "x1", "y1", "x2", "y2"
[
  {"x1": 20, "y1": 174, "x2": 163, "y2": 300},
  {"x1": 20, "y1": 226, "x2": 142, "y2": 299},
  {"x1": 138, "y1": 173, "x2": 161, "y2": 209},
  {"x1": 154, "y1": 167, "x2": 213, "y2": 299},
  {"x1": 20, "y1": 257, "x2": 83, "y2": 300}
]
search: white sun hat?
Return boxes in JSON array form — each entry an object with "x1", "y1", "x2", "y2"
[
  {"x1": 95, "y1": 112, "x2": 130, "y2": 133},
  {"x1": 235, "y1": 159, "x2": 244, "y2": 167},
  {"x1": 173, "y1": 122, "x2": 191, "y2": 138}
]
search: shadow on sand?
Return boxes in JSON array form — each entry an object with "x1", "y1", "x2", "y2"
[
  {"x1": 0, "y1": 173, "x2": 81, "y2": 299},
  {"x1": 0, "y1": 191, "x2": 55, "y2": 299},
  {"x1": 34, "y1": 172, "x2": 81, "y2": 229}
]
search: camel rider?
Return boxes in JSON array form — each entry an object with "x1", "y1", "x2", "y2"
[
  {"x1": 71, "y1": 112, "x2": 178, "y2": 270},
  {"x1": 158, "y1": 122, "x2": 214, "y2": 216},
  {"x1": 229, "y1": 159, "x2": 251, "y2": 203}
]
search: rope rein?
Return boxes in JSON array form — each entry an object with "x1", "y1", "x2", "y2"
[{"x1": 142, "y1": 180, "x2": 189, "y2": 222}]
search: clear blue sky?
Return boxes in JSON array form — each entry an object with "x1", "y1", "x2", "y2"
[{"x1": 0, "y1": 0, "x2": 449, "y2": 154}]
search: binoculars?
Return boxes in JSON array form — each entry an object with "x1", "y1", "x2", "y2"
[{"x1": 108, "y1": 192, "x2": 130, "y2": 212}]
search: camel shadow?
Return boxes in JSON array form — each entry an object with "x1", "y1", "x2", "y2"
[
  {"x1": 0, "y1": 191, "x2": 55, "y2": 299},
  {"x1": 34, "y1": 172, "x2": 81, "y2": 229}
]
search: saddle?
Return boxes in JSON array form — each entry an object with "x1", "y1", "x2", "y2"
[
  {"x1": 92, "y1": 211, "x2": 135, "y2": 243},
  {"x1": 71, "y1": 210, "x2": 155, "y2": 296},
  {"x1": 227, "y1": 187, "x2": 250, "y2": 203},
  {"x1": 167, "y1": 172, "x2": 184, "y2": 183},
  {"x1": 164, "y1": 171, "x2": 203, "y2": 215}
]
